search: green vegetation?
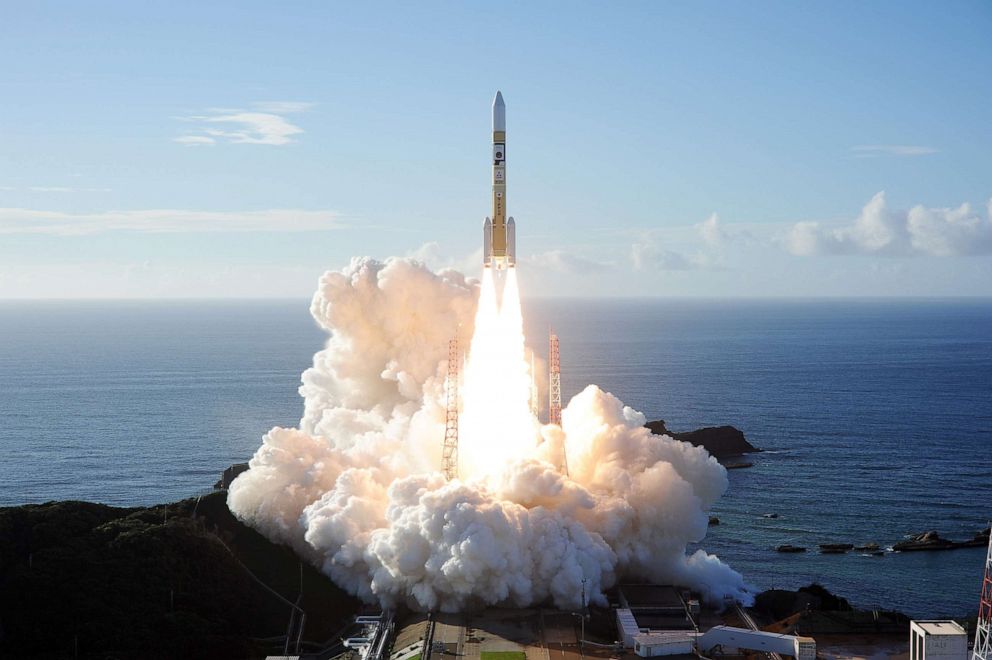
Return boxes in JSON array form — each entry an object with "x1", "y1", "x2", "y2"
[
  {"x1": 0, "y1": 491, "x2": 359, "y2": 659},
  {"x1": 480, "y1": 652, "x2": 527, "y2": 660}
]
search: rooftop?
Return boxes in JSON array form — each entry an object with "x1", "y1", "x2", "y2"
[{"x1": 913, "y1": 620, "x2": 967, "y2": 636}]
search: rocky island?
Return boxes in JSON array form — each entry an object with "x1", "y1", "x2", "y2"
[{"x1": 645, "y1": 419, "x2": 761, "y2": 458}]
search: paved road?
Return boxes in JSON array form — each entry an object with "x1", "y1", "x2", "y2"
[
  {"x1": 431, "y1": 615, "x2": 468, "y2": 660},
  {"x1": 420, "y1": 610, "x2": 589, "y2": 660},
  {"x1": 539, "y1": 611, "x2": 583, "y2": 660}
]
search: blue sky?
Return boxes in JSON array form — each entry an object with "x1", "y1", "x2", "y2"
[{"x1": 1, "y1": 1, "x2": 990, "y2": 297}]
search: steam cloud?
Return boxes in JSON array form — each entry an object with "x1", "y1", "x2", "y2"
[{"x1": 228, "y1": 256, "x2": 752, "y2": 611}]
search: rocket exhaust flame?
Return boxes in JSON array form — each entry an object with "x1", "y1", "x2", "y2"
[
  {"x1": 226, "y1": 92, "x2": 753, "y2": 612},
  {"x1": 459, "y1": 268, "x2": 539, "y2": 479}
]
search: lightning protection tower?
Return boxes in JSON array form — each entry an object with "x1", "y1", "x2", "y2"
[
  {"x1": 975, "y1": 526, "x2": 992, "y2": 660},
  {"x1": 549, "y1": 332, "x2": 562, "y2": 426},
  {"x1": 549, "y1": 331, "x2": 567, "y2": 476},
  {"x1": 442, "y1": 337, "x2": 459, "y2": 480}
]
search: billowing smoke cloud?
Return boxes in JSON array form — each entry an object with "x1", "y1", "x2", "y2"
[{"x1": 228, "y1": 256, "x2": 752, "y2": 611}]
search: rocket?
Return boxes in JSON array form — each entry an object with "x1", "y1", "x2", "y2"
[{"x1": 483, "y1": 91, "x2": 515, "y2": 269}]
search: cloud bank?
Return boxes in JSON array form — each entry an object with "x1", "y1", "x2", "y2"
[{"x1": 786, "y1": 192, "x2": 992, "y2": 257}]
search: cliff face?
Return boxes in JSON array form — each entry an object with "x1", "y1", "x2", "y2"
[
  {"x1": 0, "y1": 491, "x2": 359, "y2": 659},
  {"x1": 645, "y1": 420, "x2": 759, "y2": 458}
]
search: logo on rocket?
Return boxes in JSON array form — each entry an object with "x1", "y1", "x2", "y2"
[{"x1": 484, "y1": 90, "x2": 516, "y2": 270}]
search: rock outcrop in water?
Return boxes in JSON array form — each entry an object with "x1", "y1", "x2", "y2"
[
  {"x1": 0, "y1": 492, "x2": 359, "y2": 659},
  {"x1": 645, "y1": 419, "x2": 760, "y2": 458},
  {"x1": 893, "y1": 527, "x2": 990, "y2": 552}
]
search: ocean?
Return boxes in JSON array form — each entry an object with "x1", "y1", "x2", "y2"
[{"x1": 1, "y1": 298, "x2": 989, "y2": 618}]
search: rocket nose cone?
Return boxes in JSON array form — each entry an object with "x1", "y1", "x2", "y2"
[{"x1": 492, "y1": 91, "x2": 506, "y2": 131}]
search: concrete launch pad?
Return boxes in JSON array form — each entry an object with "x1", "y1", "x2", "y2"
[{"x1": 391, "y1": 609, "x2": 610, "y2": 660}]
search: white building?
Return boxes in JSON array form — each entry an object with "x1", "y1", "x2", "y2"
[
  {"x1": 633, "y1": 632, "x2": 695, "y2": 657},
  {"x1": 909, "y1": 620, "x2": 968, "y2": 660}
]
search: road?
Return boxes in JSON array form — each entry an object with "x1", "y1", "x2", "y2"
[{"x1": 539, "y1": 611, "x2": 583, "y2": 660}]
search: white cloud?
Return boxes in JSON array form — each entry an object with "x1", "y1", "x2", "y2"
[
  {"x1": 199, "y1": 112, "x2": 303, "y2": 145},
  {"x1": 697, "y1": 213, "x2": 756, "y2": 249},
  {"x1": 630, "y1": 212, "x2": 745, "y2": 271},
  {"x1": 173, "y1": 135, "x2": 216, "y2": 146},
  {"x1": 851, "y1": 145, "x2": 938, "y2": 158},
  {"x1": 175, "y1": 102, "x2": 313, "y2": 146},
  {"x1": 785, "y1": 192, "x2": 992, "y2": 257},
  {"x1": 698, "y1": 213, "x2": 725, "y2": 246},
  {"x1": 0, "y1": 207, "x2": 342, "y2": 235}
]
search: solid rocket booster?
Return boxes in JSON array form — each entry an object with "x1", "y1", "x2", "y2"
[{"x1": 484, "y1": 91, "x2": 515, "y2": 269}]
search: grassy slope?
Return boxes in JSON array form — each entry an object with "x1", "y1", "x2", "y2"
[{"x1": 0, "y1": 491, "x2": 359, "y2": 659}]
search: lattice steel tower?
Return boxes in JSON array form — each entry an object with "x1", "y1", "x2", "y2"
[
  {"x1": 549, "y1": 332, "x2": 561, "y2": 426},
  {"x1": 549, "y1": 331, "x2": 567, "y2": 476},
  {"x1": 975, "y1": 527, "x2": 992, "y2": 660},
  {"x1": 442, "y1": 338, "x2": 459, "y2": 480}
]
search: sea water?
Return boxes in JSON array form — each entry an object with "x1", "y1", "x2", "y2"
[{"x1": 1, "y1": 298, "x2": 989, "y2": 617}]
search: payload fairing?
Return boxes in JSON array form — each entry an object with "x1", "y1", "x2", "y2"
[{"x1": 484, "y1": 91, "x2": 515, "y2": 269}]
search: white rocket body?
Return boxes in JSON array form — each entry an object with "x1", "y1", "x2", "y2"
[{"x1": 484, "y1": 91, "x2": 515, "y2": 270}]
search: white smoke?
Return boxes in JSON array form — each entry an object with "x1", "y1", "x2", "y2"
[{"x1": 228, "y1": 256, "x2": 753, "y2": 611}]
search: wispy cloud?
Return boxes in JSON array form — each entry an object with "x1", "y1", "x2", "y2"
[
  {"x1": 173, "y1": 135, "x2": 216, "y2": 146},
  {"x1": 0, "y1": 207, "x2": 342, "y2": 235},
  {"x1": 851, "y1": 145, "x2": 938, "y2": 158},
  {"x1": 1, "y1": 185, "x2": 112, "y2": 193},
  {"x1": 28, "y1": 186, "x2": 112, "y2": 193},
  {"x1": 784, "y1": 192, "x2": 992, "y2": 257},
  {"x1": 174, "y1": 101, "x2": 314, "y2": 146}
]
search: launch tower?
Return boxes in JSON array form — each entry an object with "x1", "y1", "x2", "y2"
[
  {"x1": 549, "y1": 331, "x2": 567, "y2": 475},
  {"x1": 442, "y1": 338, "x2": 459, "y2": 480},
  {"x1": 549, "y1": 331, "x2": 562, "y2": 427},
  {"x1": 975, "y1": 528, "x2": 992, "y2": 660}
]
